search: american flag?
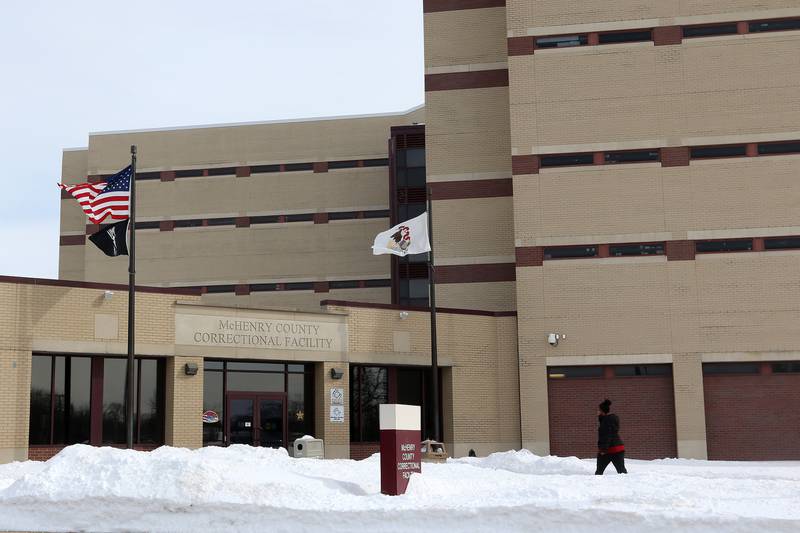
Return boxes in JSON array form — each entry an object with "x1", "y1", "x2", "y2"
[{"x1": 59, "y1": 166, "x2": 132, "y2": 224}]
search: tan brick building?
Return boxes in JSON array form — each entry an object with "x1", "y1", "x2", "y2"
[
  {"x1": 424, "y1": 0, "x2": 800, "y2": 460},
  {"x1": 30, "y1": 1, "x2": 800, "y2": 463}
]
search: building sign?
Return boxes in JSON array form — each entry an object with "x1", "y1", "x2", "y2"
[
  {"x1": 379, "y1": 404, "x2": 422, "y2": 496},
  {"x1": 330, "y1": 405, "x2": 345, "y2": 423},
  {"x1": 330, "y1": 388, "x2": 344, "y2": 405},
  {"x1": 176, "y1": 314, "x2": 344, "y2": 352}
]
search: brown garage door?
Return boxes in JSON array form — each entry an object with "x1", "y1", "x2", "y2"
[
  {"x1": 704, "y1": 362, "x2": 800, "y2": 460},
  {"x1": 547, "y1": 364, "x2": 677, "y2": 459}
]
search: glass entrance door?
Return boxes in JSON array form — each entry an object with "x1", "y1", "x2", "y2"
[{"x1": 226, "y1": 393, "x2": 287, "y2": 449}]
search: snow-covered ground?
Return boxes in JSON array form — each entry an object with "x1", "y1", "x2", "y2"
[{"x1": 1, "y1": 445, "x2": 799, "y2": 532}]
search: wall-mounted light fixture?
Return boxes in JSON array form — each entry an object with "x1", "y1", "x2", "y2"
[
  {"x1": 329, "y1": 367, "x2": 344, "y2": 380},
  {"x1": 184, "y1": 362, "x2": 198, "y2": 376},
  {"x1": 103, "y1": 290, "x2": 114, "y2": 301},
  {"x1": 399, "y1": 311, "x2": 409, "y2": 320}
]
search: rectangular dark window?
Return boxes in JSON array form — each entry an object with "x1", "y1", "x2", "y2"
[
  {"x1": 772, "y1": 362, "x2": 800, "y2": 373},
  {"x1": 610, "y1": 243, "x2": 665, "y2": 257},
  {"x1": 250, "y1": 164, "x2": 281, "y2": 174},
  {"x1": 328, "y1": 160, "x2": 360, "y2": 169},
  {"x1": 284, "y1": 213, "x2": 314, "y2": 223},
  {"x1": 227, "y1": 362, "x2": 285, "y2": 372},
  {"x1": 330, "y1": 280, "x2": 360, "y2": 289},
  {"x1": 598, "y1": 30, "x2": 652, "y2": 44},
  {"x1": 696, "y1": 239, "x2": 753, "y2": 253},
  {"x1": 362, "y1": 158, "x2": 389, "y2": 167},
  {"x1": 764, "y1": 237, "x2": 800, "y2": 250},
  {"x1": 136, "y1": 171, "x2": 161, "y2": 181},
  {"x1": 30, "y1": 355, "x2": 163, "y2": 447},
  {"x1": 544, "y1": 246, "x2": 597, "y2": 259},
  {"x1": 399, "y1": 203, "x2": 425, "y2": 221},
  {"x1": 203, "y1": 366, "x2": 223, "y2": 446},
  {"x1": 541, "y1": 153, "x2": 594, "y2": 167},
  {"x1": 174, "y1": 169, "x2": 204, "y2": 178},
  {"x1": 749, "y1": 19, "x2": 800, "y2": 33},
  {"x1": 283, "y1": 163, "x2": 314, "y2": 172},
  {"x1": 174, "y1": 219, "x2": 203, "y2": 228},
  {"x1": 364, "y1": 279, "x2": 392, "y2": 288},
  {"x1": 536, "y1": 35, "x2": 587, "y2": 48},
  {"x1": 328, "y1": 211, "x2": 359, "y2": 221},
  {"x1": 207, "y1": 217, "x2": 235, "y2": 227},
  {"x1": 605, "y1": 150, "x2": 660, "y2": 164},
  {"x1": 703, "y1": 363, "x2": 760, "y2": 375},
  {"x1": 363, "y1": 210, "x2": 390, "y2": 219},
  {"x1": 250, "y1": 283, "x2": 278, "y2": 292},
  {"x1": 205, "y1": 285, "x2": 235, "y2": 293},
  {"x1": 350, "y1": 366, "x2": 388, "y2": 442},
  {"x1": 250, "y1": 215, "x2": 280, "y2": 225},
  {"x1": 758, "y1": 141, "x2": 800, "y2": 155},
  {"x1": 690, "y1": 145, "x2": 747, "y2": 159},
  {"x1": 547, "y1": 366, "x2": 603, "y2": 378},
  {"x1": 614, "y1": 364, "x2": 672, "y2": 377},
  {"x1": 284, "y1": 282, "x2": 314, "y2": 291},
  {"x1": 206, "y1": 167, "x2": 236, "y2": 176},
  {"x1": 135, "y1": 221, "x2": 160, "y2": 230},
  {"x1": 405, "y1": 148, "x2": 426, "y2": 168},
  {"x1": 683, "y1": 23, "x2": 738, "y2": 38}
]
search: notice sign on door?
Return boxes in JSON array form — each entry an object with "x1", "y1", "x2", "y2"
[
  {"x1": 330, "y1": 388, "x2": 344, "y2": 405},
  {"x1": 330, "y1": 405, "x2": 345, "y2": 423}
]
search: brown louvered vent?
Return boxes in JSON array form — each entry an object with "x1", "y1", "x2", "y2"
[
  {"x1": 397, "y1": 187, "x2": 427, "y2": 204},
  {"x1": 396, "y1": 133, "x2": 425, "y2": 149},
  {"x1": 398, "y1": 263, "x2": 429, "y2": 279}
]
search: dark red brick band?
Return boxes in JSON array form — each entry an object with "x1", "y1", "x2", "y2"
[
  {"x1": 425, "y1": 69, "x2": 509, "y2": 91},
  {"x1": 429, "y1": 178, "x2": 513, "y2": 200},
  {"x1": 423, "y1": 0, "x2": 505, "y2": 13}
]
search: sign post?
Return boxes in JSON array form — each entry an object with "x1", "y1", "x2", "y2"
[{"x1": 379, "y1": 404, "x2": 421, "y2": 496}]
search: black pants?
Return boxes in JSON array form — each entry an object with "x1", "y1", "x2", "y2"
[{"x1": 595, "y1": 451, "x2": 627, "y2": 475}]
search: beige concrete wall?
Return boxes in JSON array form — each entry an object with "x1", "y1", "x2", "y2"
[
  {"x1": 59, "y1": 149, "x2": 89, "y2": 281},
  {"x1": 315, "y1": 361, "x2": 350, "y2": 459},
  {"x1": 436, "y1": 282, "x2": 517, "y2": 313},
  {"x1": 506, "y1": 1, "x2": 800, "y2": 35},
  {"x1": 83, "y1": 221, "x2": 391, "y2": 286},
  {"x1": 0, "y1": 280, "x2": 199, "y2": 462},
  {"x1": 85, "y1": 107, "x2": 424, "y2": 175},
  {"x1": 514, "y1": 155, "x2": 800, "y2": 245},
  {"x1": 165, "y1": 355, "x2": 203, "y2": 448},
  {"x1": 425, "y1": 7, "x2": 508, "y2": 69},
  {"x1": 425, "y1": 88, "x2": 511, "y2": 179},
  {"x1": 509, "y1": 35, "x2": 800, "y2": 153},
  {"x1": 434, "y1": 197, "x2": 515, "y2": 260},
  {"x1": 329, "y1": 303, "x2": 521, "y2": 456}
]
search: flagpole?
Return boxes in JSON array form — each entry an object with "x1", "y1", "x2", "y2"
[
  {"x1": 126, "y1": 145, "x2": 137, "y2": 449},
  {"x1": 426, "y1": 186, "x2": 440, "y2": 443}
]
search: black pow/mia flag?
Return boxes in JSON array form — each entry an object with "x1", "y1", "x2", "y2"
[{"x1": 88, "y1": 219, "x2": 129, "y2": 257}]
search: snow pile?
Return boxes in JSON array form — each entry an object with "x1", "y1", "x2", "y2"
[{"x1": 0, "y1": 445, "x2": 799, "y2": 532}]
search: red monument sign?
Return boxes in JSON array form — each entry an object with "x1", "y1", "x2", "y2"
[{"x1": 379, "y1": 404, "x2": 422, "y2": 496}]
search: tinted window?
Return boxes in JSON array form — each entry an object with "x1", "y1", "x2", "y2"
[
  {"x1": 227, "y1": 372, "x2": 284, "y2": 392},
  {"x1": 250, "y1": 215, "x2": 280, "y2": 225},
  {"x1": 363, "y1": 158, "x2": 389, "y2": 167},
  {"x1": 764, "y1": 237, "x2": 800, "y2": 250},
  {"x1": 205, "y1": 285, "x2": 235, "y2": 293},
  {"x1": 207, "y1": 217, "x2": 235, "y2": 227},
  {"x1": 250, "y1": 164, "x2": 281, "y2": 174},
  {"x1": 283, "y1": 163, "x2": 314, "y2": 172},
  {"x1": 284, "y1": 214, "x2": 313, "y2": 223},
  {"x1": 758, "y1": 142, "x2": 800, "y2": 155},
  {"x1": 138, "y1": 359, "x2": 163, "y2": 444},
  {"x1": 598, "y1": 30, "x2": 652, "y2": 44},
  {"x1": 548, "y1": 366, "x2": 604, "y2": 378},
  {"x1": 135, "y1": 221, "x2": 160, "y2": 230},
  {"x1": 610, "y1": 243, "x2": 665, "y2": 256},
  {"x1": 696, "y1": 240, "x2": 752, "y2": 253},
  {"x1": 329, "y1": 211, "x2": 359, "y2": 220},
  {"x1": 350, "y1": 366, "x2": 388, "y2": 442},
  {"x1": 541, "y1": 153, "x2": 594, "y2": 167},
  {"x1": 772, "y1": 362, "x2": 800, "y2": 373},
  {"x1": 29, "y1": 355, "x2": 52, "y2": 445},
  {"x1": 175, "y1": 169, "x2": 204, "y2": 178},
  {"x1": 683, "y1": 24, "x2": 737, "y2": 38},
  {"x1": 68, "y1": 357, "x2": 92, "y2": 444},
  {"x1": 250, "y1": 283, "x2": 278, "y2": 292},
  {"x1": 203, "y1": 370, "x2": 224, "y2": 446},
  {"x1": 206, "y1": 167, "x2": 236, "y2": 176},
  {"x1": 287, "y1": 373, "x2": 314, "y2": 443},
  {"x1": 691, "y1": 145, "x2": 746, "y2": 159},
  {"x1": 536, "y1": 35, "x2": 587, "y2": 48},
  {"x1": 174, "y1": 219, "x2": 203, "y2": 228},
  {"x1": 363, "y1": 210, "x2": 390, "y2": 219},
  {"x1": 328, "y1": 160, "x2": 359, "y2": 169},
  {"x1": 614, "y1": 365, "x2": 672, "y2": 377},
  {"x1": 605, "y1": 150, "x2": 660, "y2": 164},
  {"x1": 284, "y1": 282, "x2": 314, "y2": 291},
  {"x1": 406, "y1": 148, "x2": 426, "y2": 168},
  {"x1": 102, "y1": 358, "x2": 128, "y2": 444},
  {"x1": 703, "y1": 363, "x2": 760, "y2": 375},
  {"x1": 364, "y1": 279, "x2": 391, "y2": 288},
  {"x1": 544, "y1": 246, "x2": 597, "y2": 259},
  {"x1": 330, "y1": 280, "x2": 360, "y2": 289},
  {"x1": 749, "y1": 19, "x2": 800, "y2": 33}
]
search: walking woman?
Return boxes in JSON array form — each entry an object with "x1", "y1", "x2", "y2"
[{"x1": 596, "y1": 399, "x2": 628, "y2": 475}]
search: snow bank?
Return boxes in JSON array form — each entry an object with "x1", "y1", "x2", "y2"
[{"x1": 0, "y1": 445, "x2": 799, "y2": 532}]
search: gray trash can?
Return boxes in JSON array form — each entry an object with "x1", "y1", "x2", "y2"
[{"x1": 293, "y1": 437, "x2": 324, "y2": 459}]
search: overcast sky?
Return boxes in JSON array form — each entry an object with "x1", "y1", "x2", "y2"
[{"x1": 0, "y1": 0, "x2": 424, "y2": 279}]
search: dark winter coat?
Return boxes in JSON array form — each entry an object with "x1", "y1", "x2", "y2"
[{"x1": 597, "y1": 414, "x2": 624, "y2": 452}]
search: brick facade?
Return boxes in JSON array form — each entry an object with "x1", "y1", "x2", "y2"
[
  {"x1": 547, "y1": 373, "x2": 678, "y2": 460},
  {"x1": 704, "y1": 371, "x2": 800, "y2": 460}
]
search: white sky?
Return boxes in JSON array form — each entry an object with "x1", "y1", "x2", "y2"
[{"x1": 0, "y1": 0, "x2": 424, "y2": 279}]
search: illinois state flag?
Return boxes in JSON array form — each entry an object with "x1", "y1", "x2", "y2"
[{"x1": 372, "y1": 212, "x2": 431, "y2": 257}]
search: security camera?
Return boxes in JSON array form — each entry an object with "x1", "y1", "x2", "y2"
[{"x1": 547, "y1": 333, "x2": 560, "y2": 347}]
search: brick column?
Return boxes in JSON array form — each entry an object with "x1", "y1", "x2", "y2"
[
  {"x1": 314, "y1": 361, "x2": 350, "y2": 459},
  {"x1": 0, "y1": 350, "x2": 32, "y2": 463},
  {"x1": 165, "y1": 356, "x2": 203, "y2": 449},
  {"x1": 672, "y1": 353, "x2": 708, "y2": 459},
  {"x1": 518, "y1": 341, "x2": 550, "y2": 455}
]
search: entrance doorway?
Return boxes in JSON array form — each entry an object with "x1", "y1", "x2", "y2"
[{"x1": 226, "y1": 392, "x2": 287, "y2": 449}]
